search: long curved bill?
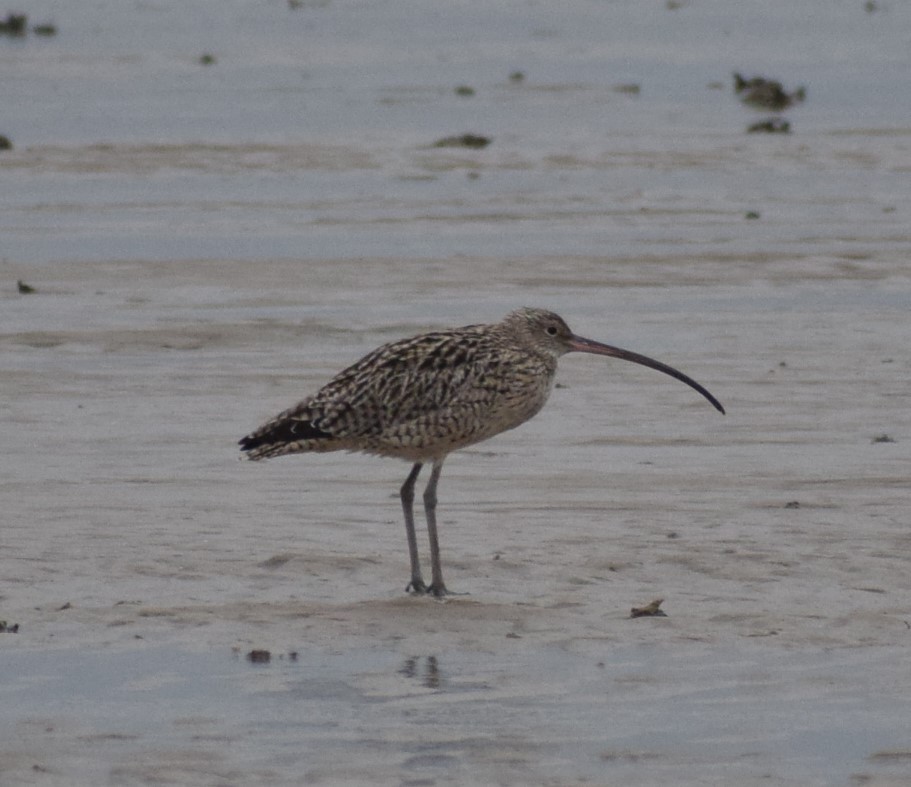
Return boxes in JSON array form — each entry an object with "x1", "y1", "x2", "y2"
[{"x1": 568, "y1": 334, "x2": 725, "y2": 414}]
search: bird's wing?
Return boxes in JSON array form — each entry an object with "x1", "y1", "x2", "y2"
[{"x1": 306, "y1": 329, "x2": 513, "y2": 439}]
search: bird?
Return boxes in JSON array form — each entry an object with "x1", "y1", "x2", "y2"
[{"x1": 239, "y1": 307, "x2": 724, "y2": 597}]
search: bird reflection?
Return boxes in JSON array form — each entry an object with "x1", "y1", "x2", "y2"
[{"x1": 399, "y1": 655, "x2": 442, "y2": 689}]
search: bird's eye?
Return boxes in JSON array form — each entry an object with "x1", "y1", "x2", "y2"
[{"x1": 545, "y1": 325, "x2": 558, "y2": 336}]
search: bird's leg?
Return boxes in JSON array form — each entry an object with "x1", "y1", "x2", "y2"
[
  {"x1": 423, "y1": 459, "x2": 448, "y2": 597},
  {"x1": 400, "y1": 462, "x2": 426, "y2": 593}
]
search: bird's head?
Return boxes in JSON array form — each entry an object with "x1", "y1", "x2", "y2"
[{"x1": 503, "y1": 307, "x2": 725, "y2": 414}]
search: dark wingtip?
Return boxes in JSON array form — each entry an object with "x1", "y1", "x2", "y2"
[
  {"x1": 239, "y1": 419, "x2": 332, "y2": 454},
  {"x1": 238, "y1": 434, "x2": 259, "y2": 452}
]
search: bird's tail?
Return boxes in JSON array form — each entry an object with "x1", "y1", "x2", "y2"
[{"x1": 239, "y1": 404, "x2": 335, "y2": 460}]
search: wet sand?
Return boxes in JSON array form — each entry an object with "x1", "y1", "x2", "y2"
[
  {"x1": 2, "y1": 251, "x2": 910, "y2": 785},
  {"x1": 3, "y1": 1, "x2": 911, "y2": 784}
]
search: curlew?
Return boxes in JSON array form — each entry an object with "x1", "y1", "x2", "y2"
[{"x1": 239, "y1": 307, "x2": 724, "y2": 597}]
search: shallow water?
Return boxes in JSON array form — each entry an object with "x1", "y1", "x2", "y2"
[
  {"x1": 4, "y1": 0, "x2": 911, "y2": 266},
  {"x1": 2, "y1": 1, "x2": 911, "y2": 785},
  {"x1": 3, "y1": 643, "x2": 910, "y2": 786}
]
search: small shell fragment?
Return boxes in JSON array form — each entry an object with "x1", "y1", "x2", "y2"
[{"x1": 630, "y1": 598, "x2": 667, "y2": 618}]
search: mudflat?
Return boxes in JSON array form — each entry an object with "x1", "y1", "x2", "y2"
[{"x1": 2, "y1": 0, "x2": 910, "y2": 783}]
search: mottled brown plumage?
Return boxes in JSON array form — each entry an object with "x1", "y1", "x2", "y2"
[{"x1": 240, "y1": 307, "x2": 724, "y2": 596}]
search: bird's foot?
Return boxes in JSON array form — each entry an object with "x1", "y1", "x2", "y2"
[
  {"x1": 426, "y1": 583, "x2": 449, "y2": 599},
  {"x1": 426, "y1": 583, "x2": 469, "y2": 599},
  {"x1": 405, "y1": 579, "x2": 466, "y2": 598}
]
